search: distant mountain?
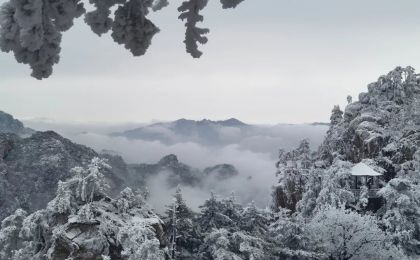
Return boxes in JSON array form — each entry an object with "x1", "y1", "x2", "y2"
[
  {"x1": 127, "y1": 154, "x2": 239, "y2": 188},
  {"x1": 0, "y1": 112, "x2": 242, "y2": 221},
  {"x1": 111, "y1": 118, "x2": 329, "y2": 152},
  {"x1": 310, "y1": 122, "x2": 330, "y2": 126},
  {"x1": 111, "y1": 118, "x2": 249, "y2": 146},
  {"x1": 0, "y1": 111, "x2": 34, "y2": 136}
]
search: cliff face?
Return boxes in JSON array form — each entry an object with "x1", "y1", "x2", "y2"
[
  {"x1": 320, "y1": 66, "x2": 420, "y2": 180},
  {"x1": 274, "y1": 67, "x2": 420, "y2": 214}
]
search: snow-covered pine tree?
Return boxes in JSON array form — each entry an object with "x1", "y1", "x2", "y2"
[
  {"x1": 164, "y1": 186, "x2": 199, "y2": 260},
  {"x1": 240, "y1": 201, "x2": 270, "y2": 236},
  {"x1": 0, "y1": 0, "x2": 245, "y2": 79},
  {"x1": 197, "y1": 192, "x2": 233, "y2": 234},
  {"x1": 220, "y1": 193, "x2": 243, "y2": 229},
  {"x1": 318, "y1": 105, "x2": 346, "y2": 164},
  {"x1": 330, "y1": 105, "x2": 343, "y2": 125},
  {"x1": 197, "y1": 228, "x2": 270, "y2": 260},
  {"x1": 313, "y1": 159, "x2": 354, "y2": 212},
  {"x1": 0, "y1": 157, "x2": 167, "y2": 259},
  {"x1": 272, "y1": 139, "x2": 314, "y2": 212},
  {"x1": 170, "y1": 199, "x2": 177, "y2": 259},
  {"x1": 267, "y1": 208, "x2": 320, "y2": 259},
  {"x1": 295, "y1": 167, "x2": 323, "y2": 218}
]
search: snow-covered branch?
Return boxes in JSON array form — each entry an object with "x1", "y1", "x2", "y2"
[{"x1": 0, "y1": 0, "x2": 245, "y2": 79}]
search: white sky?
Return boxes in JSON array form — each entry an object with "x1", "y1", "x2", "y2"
[{"x1": 1, "y1": 0, "x2": 420, "y2": 124}]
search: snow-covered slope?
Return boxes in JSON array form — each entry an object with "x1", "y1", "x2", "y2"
[{"x1": 0, "y1": 130, "x2": 131, "y2": 221}]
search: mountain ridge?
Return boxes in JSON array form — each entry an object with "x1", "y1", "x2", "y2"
[
  {"x1": 0, "y1": 111, "x2": 243, "y2": 221},
  {"x1": 0, "y1": 111, "x2": 34, "y2": 136}
]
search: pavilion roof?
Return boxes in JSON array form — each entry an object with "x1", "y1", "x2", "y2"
[{"x1": 351, "y1": 162, "x2": 383, "y2": 176}]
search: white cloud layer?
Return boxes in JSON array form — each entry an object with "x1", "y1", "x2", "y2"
[{"x1": 23, "y1": 120, "x2": 327, "y2": 211}]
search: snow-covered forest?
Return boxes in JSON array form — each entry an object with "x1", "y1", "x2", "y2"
[{"x1": 0, "y1": 66, "x2": 419, "y2": 259}]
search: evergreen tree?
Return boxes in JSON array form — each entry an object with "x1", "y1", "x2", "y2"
[
  {"x1": 198, "y1": 228, "x2": 270, "y2": 260},
  {"x1": 314, "y1": 159, "x2": 354, "y2": 212},
  {"x1": 296, "y1": 168, "x2": 323, "y2": 218},
  {"x1": 220, "y1": 193, "x2": 243, "y2": 229},
  {"x1": 319, "y1": 105, "x2": 346, "y2": 164},
  {"x1": 197, "y1": 193, "x2": 233, "y2": 234},
  {"x1": 164, "y1": 186, "x2": 199, "y2": 260},
  {"x1": 330, "y1": 105, "x2": 343, "y2": 125},
  {"x1": 273, "y1": 139, "x2": 314, "y2": 212},
  {"x1": 267, "y1": 208, "x2": 320, "y2": 259},
  {"x1": 240, "y1": 201, "x2": 270, "y2": 236}
]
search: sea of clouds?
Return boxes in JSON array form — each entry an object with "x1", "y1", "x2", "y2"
[{"x1": 24, "y1": 120, "x2": 328, "y2": 211}]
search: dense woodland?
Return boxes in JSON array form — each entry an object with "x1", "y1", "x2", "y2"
[{"x1": 0, "y1": 66, "x2": 419, "y2": 259}]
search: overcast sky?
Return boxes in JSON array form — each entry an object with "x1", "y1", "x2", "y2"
[{"x1": 1, "y1": 0, "x2": 420, "y2": 124}]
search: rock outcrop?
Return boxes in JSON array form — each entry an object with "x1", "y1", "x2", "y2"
[
  {"x1": 320, "y1": 66, "x2": 420, "y2": 181},
  {"x1": 0, "y1": 111, "x2": 34, "y2": 136}
]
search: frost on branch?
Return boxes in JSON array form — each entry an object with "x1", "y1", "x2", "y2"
[
  {"x1": 0, "y1": 0, "x2": 84, "y2": 79},
  {"x1": 178, "y1": 0, "x2": 209, "y2": 58},
  {"x1": 85, "y1": 0, "x2": 159, "y2": 56},
  {"x1": 378, "y1": 178, "x2": 420, "y2": 255},
  {"x1": 0, "y1": 0, "x2": 245, "y2": 78},
  {"x1": 0, "y1": 209, "x2": 27, "y2": 259},
  {"x1": 152, "y1": 0, "x2": 169, "y2": 11},
  {"x1": 306, "y1": 206, "x2": 404, "y2": 259},
  {"x1": 220, "y1": 0, "x2": 244, "y2": 9},
  {"x1": 84, "y1": 0, "x2": 118, "y2": 36},
  {"x1": 118, "y1": 217, "x2": 165, "y2": 260},
  {"x1": 111, "y1": 0, "x2": 159, "y2": 56},
  {"x1": 198, "y1": 228, "x2": 269, "y2": 260}
]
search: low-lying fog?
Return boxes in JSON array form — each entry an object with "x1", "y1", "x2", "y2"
[{"x1": 24, "y1": 119, "x2": 328, "y2": 211}]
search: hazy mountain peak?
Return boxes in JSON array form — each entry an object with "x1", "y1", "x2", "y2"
[
  {"x1": 158, "y1": 154, "x2": 179, "y2": 166},
  {"x1": 215, "y1": 118, "x2": 248, "y2": 127},
  {"x1": 0, "y1": 111, "x2": 33, "y2": 136},
  {"x1": 203, "y1": 164, "x2": 239, "y2": 180},
  {"x1": 171, "y1": 118, "x2": 247, "y2": 127}
]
